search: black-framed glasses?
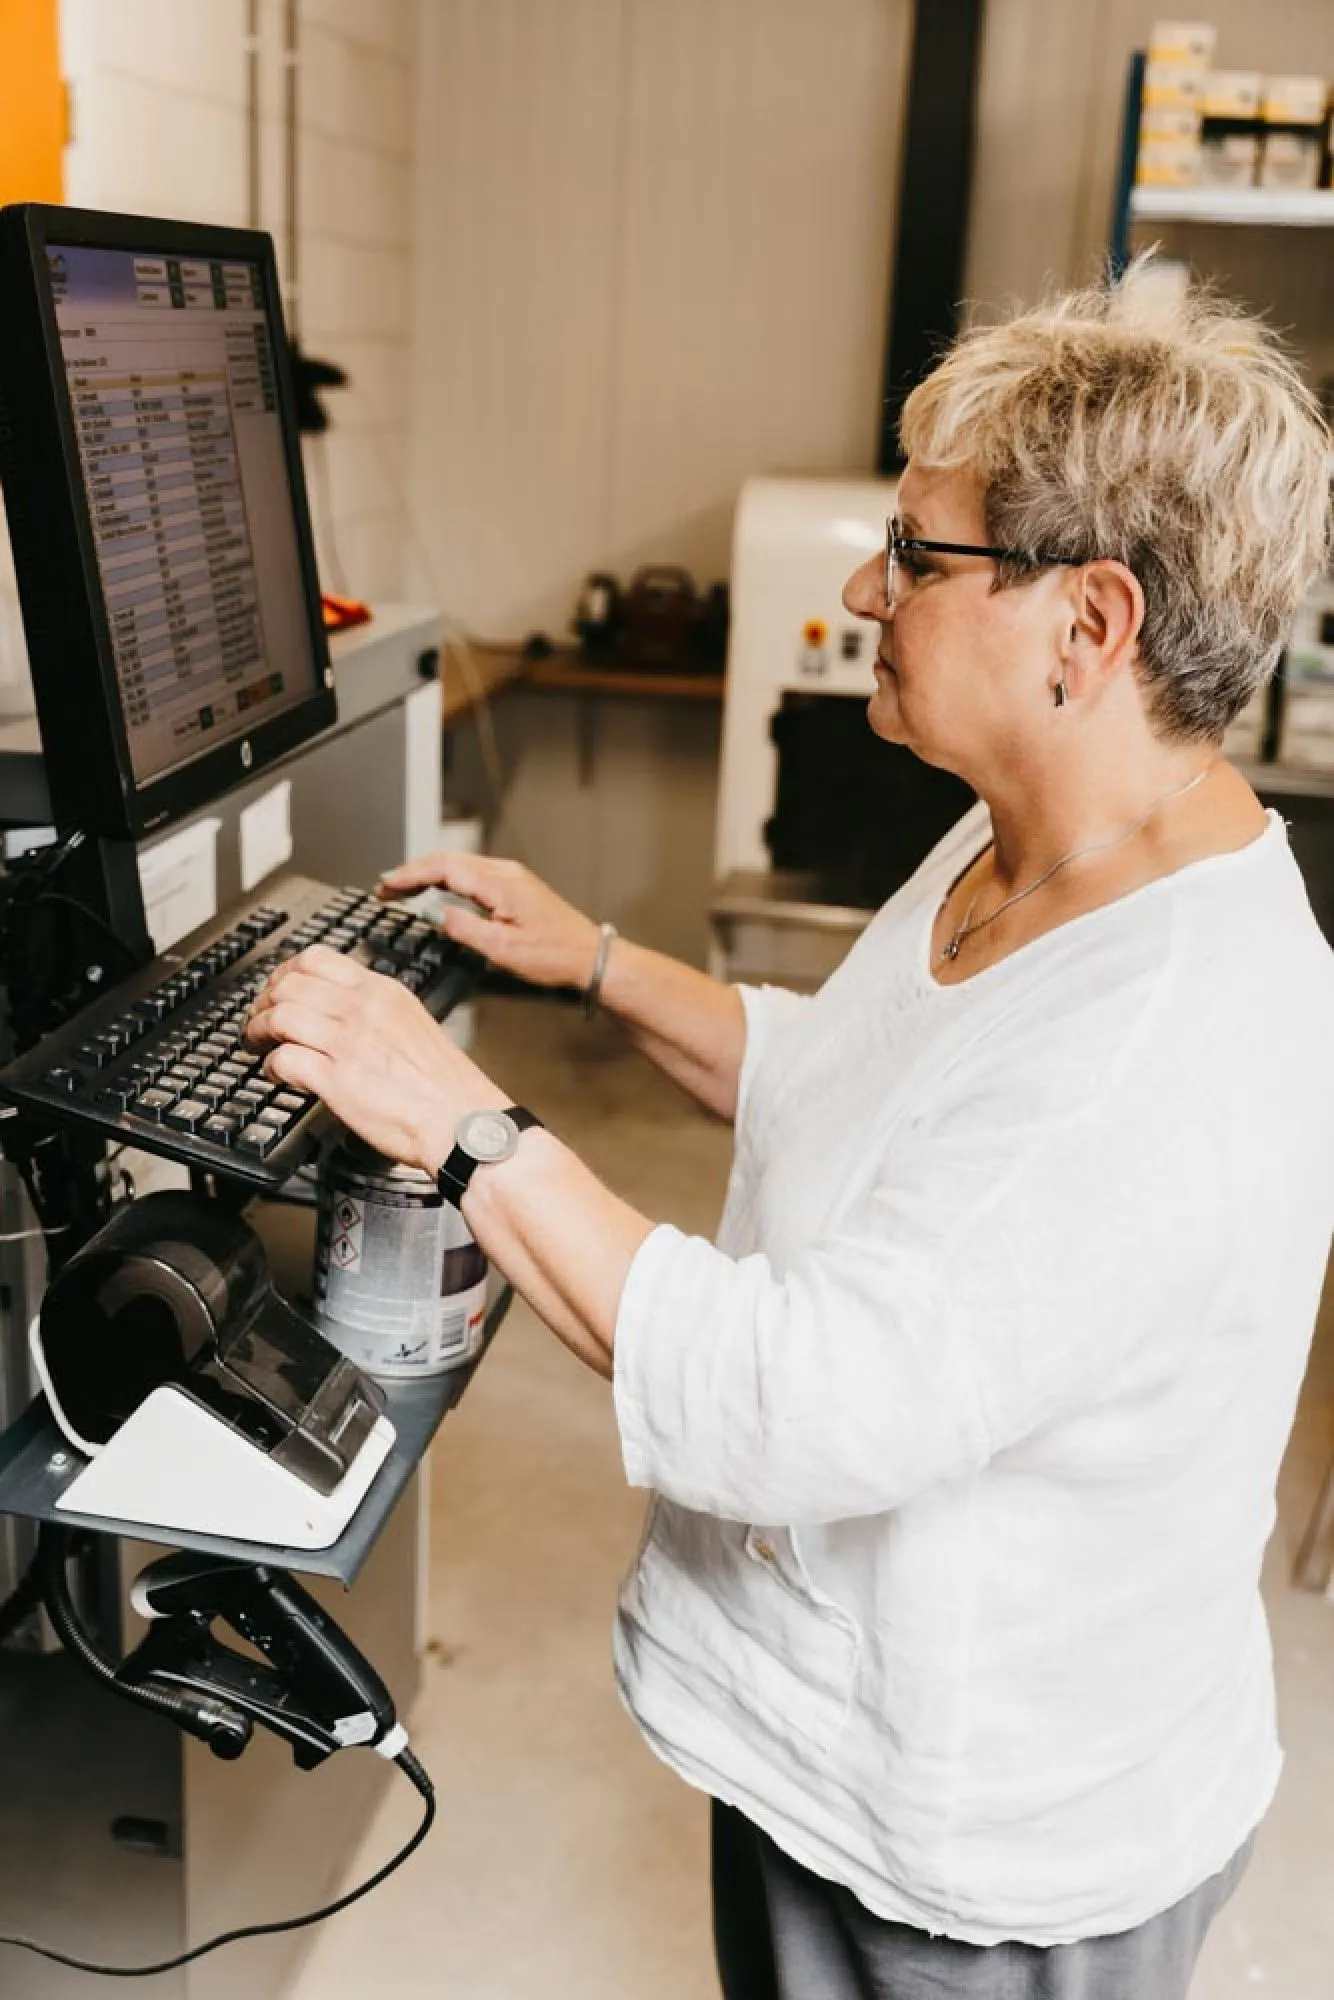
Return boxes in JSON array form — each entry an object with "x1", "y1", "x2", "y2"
[{"x1": 885, "y1": 516, "x2": 1088, "y2": 608}]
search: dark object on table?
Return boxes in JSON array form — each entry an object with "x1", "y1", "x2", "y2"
[
  {"x1": 588, "y1": 567, "x2": 728, "y2": 675},
  {"x1": 697, "y1": 581, "x2": 730, "y2": 673},
  {"x1": 572, "y1": 573, "x2": 623, "y2": 655},
  {"x1": 619, "y1": 566, "x2": 700, "y2": 672}
]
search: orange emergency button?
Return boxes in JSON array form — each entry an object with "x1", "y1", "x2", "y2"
[{"x1": 802, "y1": 619, "x2": 827, "y2": 647}]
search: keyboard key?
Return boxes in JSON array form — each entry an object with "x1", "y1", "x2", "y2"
[
  {"x1": 166, "y1": 1099, "x2": 209, "y2": 1131},
  {"x1": 201, "y1": 1114, "x2": 240, "y2": 1145},
  {"x1": 273, "y1": 1090, "x2": 312, "y2": 1113},
  {"x1": 256, "y1": 1105, "x2": 295, "y2": 1131},
  {"x1": 75, "y1": 1041, "x2": 110, "y2": 1068},
  {"x1": 237, "y1": 1121, "x2": 280, "y2": 1156},
  {"x1": 42, "y1": 1066, "x2": 85, "y2": 1093},
  {"x1": 94, "y1": 1081, "x2": 138, "y2": 1111},
  {"x1": 194, "y1": 1082, "x2": 228, "y2": 1106},
  {"x1": 134, "y1": 1088, "x2": 176, "y2": 1119}
]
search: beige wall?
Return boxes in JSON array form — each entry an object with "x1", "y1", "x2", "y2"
[
  {"x1": 57, "y1": 0, "x2": 419, "y2": 603},
  {"x1": 407, "y1": 0, "x2": 912, "y2": 641}
]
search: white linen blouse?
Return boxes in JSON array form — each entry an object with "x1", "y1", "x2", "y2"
[{"x1": 611, "y1": 803, "x2": 1334, "y2": 1945}]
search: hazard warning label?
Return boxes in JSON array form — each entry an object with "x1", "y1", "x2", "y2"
[{"x1": 327, "y1": 1193, "x2": 363, "y2": 1273}]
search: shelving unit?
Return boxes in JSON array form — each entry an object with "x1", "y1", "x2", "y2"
[
  {"x1": 1109, "y1": 51, "x2": 1334, "y2": 267},
  {"x1": 1129, "y1": 186, "x2": 1334, "y2": 228}
]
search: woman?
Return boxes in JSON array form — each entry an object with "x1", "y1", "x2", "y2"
[{"x1": 248, "y1": 266, "x2": 1334, "y2": 1999}]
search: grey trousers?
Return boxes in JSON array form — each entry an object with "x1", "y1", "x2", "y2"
[{"x1": 711, "y1": 1802, "x2": 1255, "y2": 2000}]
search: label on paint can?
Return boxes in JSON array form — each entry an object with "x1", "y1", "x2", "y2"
[{"x1": 314, "y1": 1144, "x2": 489, "y2": 1379}]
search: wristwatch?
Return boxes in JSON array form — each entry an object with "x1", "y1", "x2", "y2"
[{"x1": 435, "y1": 1105, "x2": 543, "y2": 1206}]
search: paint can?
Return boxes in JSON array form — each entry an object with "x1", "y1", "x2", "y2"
[{"x1": 313, "y1": 1137, "x2": 488, "y2": 1379}]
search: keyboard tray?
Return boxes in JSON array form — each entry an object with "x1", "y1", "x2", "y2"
[{"x1": 0, "y1": 874, "x2": 479, "y2": 1189}]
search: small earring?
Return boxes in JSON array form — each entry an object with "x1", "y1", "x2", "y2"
[{"x1": 1053, "y1": 680, "x2": 1069, "y2": 709}]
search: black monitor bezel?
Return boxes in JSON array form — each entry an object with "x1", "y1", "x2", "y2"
[{"x1": 0, "y1": 203, "x2": 336, "y2": 839}]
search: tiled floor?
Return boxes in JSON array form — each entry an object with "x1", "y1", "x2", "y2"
[{"x1": 289, "y1": 997, "x2": 1334, "y2": 2000}]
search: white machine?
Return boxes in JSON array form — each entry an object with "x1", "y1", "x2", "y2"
[
  {"x1": 710, "y1": 476, "x2": 896, "y2": 983},
  {"x1": 715, "y1": 475, "x2": 896, "y2": 883}
]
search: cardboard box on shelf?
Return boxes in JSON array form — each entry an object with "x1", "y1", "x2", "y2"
[
  {"x1": 1200, "y1": 132, "x2": 1260, "y2": 186},
  {"x1": 1142, "y1": 105, "x2": 1202, "y2": 142},
  {"x1": 1143, "y1": 60, "x2": 1207, "y2": 111},
  {"x1": 1138, "y1": 134, "x2": 1202, "y2": 186},
  {"x1": 1137, "y1": 103, "x2": 1202, "y2": 186},
  {"x1": 1258, "y1": 130, "x2": 1322, "y2": 190},
  {"x1": 1201, "y1": 70, "x2": 1263, "y2": 118},
  {"x1": 1261, "y1": 75, "x2": 1328, "y2": 125},
  {"x1": 1148, "y1": 20, "x2": 1218, "y2": 66}
]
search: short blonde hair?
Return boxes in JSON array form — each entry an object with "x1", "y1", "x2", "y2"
[{"x1": 900, "y1": 260, "x2": 1332, "y2": 741}]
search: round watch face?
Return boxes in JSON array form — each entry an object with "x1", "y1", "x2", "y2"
[{"x1": 458, "y1": 1110, "x2": 517, "y2": 1164}]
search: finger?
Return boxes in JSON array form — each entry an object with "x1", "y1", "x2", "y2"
[
  {"x1": 437, "y1": 902, "x2": 519, "y2": 963},
  {"x1": 256, "y1": 948, "x2": 380, "y2": 1021},
  {"x1": 263, "y1": 1040, "x2": 333, "y2": 1097},
  {"x1": 378, "y1": 850, "x2": 515, "y2": 909},
  {"x1": 288, "y1": 941, "x2": 372, "y2": 985},
  {"x1": 246, "y1": 993, "x2": 351, "y2": 1057}
]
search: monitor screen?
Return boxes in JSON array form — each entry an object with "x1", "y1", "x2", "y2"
[
  {"x1": 50, "y1": 243, "x2": 321, "y2": 788},
  {"x1": 0, "y1": 204, "x2": 335, "y2": 840}
]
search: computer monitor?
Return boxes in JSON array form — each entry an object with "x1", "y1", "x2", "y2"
[{"x1": 0, "y1": 203, "x2": 335, "y2": 839}]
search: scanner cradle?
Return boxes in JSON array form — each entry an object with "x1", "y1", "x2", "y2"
[{"x1": 30, "y1": 1192, "x2": 395, "y2": 1549}]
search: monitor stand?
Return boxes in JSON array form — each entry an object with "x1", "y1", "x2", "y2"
[{"x1": 0, "y1": 825, "x2": 153, "y2": 1263}]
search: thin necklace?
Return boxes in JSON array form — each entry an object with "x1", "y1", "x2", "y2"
[{"x1": 938, "y1": 763, "x2": 1215, "y2": 966}]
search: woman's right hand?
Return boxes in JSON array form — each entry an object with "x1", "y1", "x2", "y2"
[{"x1": 377, "y1": 851, "x2": 602, "y2": 992}]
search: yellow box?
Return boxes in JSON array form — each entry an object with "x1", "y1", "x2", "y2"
[
  {"x1": 1143, "y1": 59, "x2": 1207, "y2": 110},
  {"x1": 1138, "y1": 137, "x2": 1203, "y2": 187},
  {"x1": 1200, "y1": 70, "x2": 1263, "y2": 118},
  {"x1": 1141, "y1": 105, "x2": 1202, "y2": 141},
  {"x1": 1148, "y1": 20, "x2": 1217, "y2": 66},
  {"x1": 1261, "y1": 75, "x2": 1327, "y2": 125}
]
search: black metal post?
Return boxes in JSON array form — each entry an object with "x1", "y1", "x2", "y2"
[{"x1": 878, "y1": 0, "x2": 986, "y2": 473}]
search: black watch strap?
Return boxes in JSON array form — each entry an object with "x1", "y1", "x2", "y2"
[{"x1": 436, "y1": 1105, "x2": 543, "y2": 1206}]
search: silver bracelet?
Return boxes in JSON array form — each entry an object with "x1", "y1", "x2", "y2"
[{"x1": 584, "y1": 921, "x2": 618, "y2": 1020}]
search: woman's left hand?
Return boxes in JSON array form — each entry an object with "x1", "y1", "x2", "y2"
[{"x1": 245, "y1": 945, "x2": 507, "y2": 1174}]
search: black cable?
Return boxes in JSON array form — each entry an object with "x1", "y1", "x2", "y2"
[
  {"x1": 36, "y1": 1525, "x2": 249, "y2": 1756},
  {"x1": 0, "y1": 1748, "x2": 435, "y2": 1978}
]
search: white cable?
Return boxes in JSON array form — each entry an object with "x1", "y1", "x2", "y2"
[{"x1": 28, "y1": 1314, "x2": 100, "y2": 1459}]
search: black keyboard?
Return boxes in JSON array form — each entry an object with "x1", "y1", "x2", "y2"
[{"x1": 0, "y1": 875, "x2": 479, "y2": 1189}]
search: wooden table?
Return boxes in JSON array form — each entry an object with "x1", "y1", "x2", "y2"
[{"x1": 439, "y1": 641, "x2": 724, "y2": 728}]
